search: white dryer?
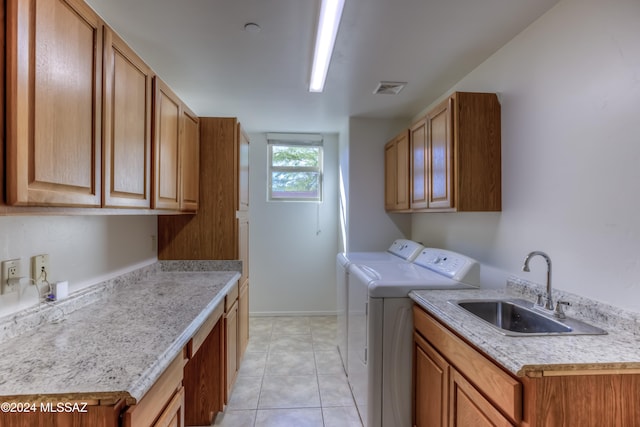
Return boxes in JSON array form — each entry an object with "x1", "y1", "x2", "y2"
[
  {"x1": 347, "y1": 248, "x2": 480, "y2": 427},
  {"x1": 336, "y1": 239, "x2": 423, "y2": 373}
]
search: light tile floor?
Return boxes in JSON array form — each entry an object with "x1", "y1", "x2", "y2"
[{"x1": 210, "y1": 316, "x2": 363, "y2": 427}]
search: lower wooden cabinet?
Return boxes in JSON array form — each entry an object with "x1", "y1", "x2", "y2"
[
  {"x1": 413, "y1": 304, "x2": 640, "y2": 427},
  {"x1": 413, "y1": 305, "x2": 521, "y2": 427}
]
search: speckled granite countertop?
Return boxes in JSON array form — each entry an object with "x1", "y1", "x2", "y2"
[
  {"x1": 409, "y1": 278, "x2": 640, "y2": 377},
  {"x1": 0, "y1": 262, "x2": 240, "y2": 403}
]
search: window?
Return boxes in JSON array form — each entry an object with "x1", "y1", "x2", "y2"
[{"x1": 267, "y1": 134, "x2": 323, "y2": 201}]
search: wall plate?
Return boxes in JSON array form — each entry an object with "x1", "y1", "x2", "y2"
[
  {"x1": 32, "y1": 254, "x2": 50, "y2": 286},
  {"x1": 1, "y1": 259, "x2": 21, "y2": 294}
]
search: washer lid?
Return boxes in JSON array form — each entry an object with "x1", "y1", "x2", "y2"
[{"x1": 349, "y1": 261, "x2": 477, "y2": 298}]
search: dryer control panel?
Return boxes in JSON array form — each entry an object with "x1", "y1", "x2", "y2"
[
  {"x1": 387, "y1": 239, "x2": 424, "y2": 261},
  {"x1": 413, "y1": 248, "x2": 480, "y2": 285}
]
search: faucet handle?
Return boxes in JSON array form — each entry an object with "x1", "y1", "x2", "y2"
[
  {"x1": 535, "y1": 293, "x2": 545, "y2": 306},
  {"x1": 554, "y1": 300, "x2": 571, "y2": 319}
]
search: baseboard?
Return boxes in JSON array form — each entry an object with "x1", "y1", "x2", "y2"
[{"x1": 250, "y1": 310, "x2": 338, "y2": 317}]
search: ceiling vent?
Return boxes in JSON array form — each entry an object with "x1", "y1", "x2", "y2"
[{"x1": 373, "y1": 81, "x2": 407, "y2": 95}]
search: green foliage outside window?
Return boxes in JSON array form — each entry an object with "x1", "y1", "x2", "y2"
[{"x1": 269, "y1": 145, "x2": 322, "y2": 201}]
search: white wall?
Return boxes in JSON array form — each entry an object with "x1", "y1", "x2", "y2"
[
  {"x1": 338, "y1": 119, "x2": 350, "y2": 253},
  {"x1": 411, "y1": 0, "x2": 640, "y2": 312},
  {"x1": 249, "y1": 132, "x2": 339, "y2": 315},
  {"x1": 347, "y1": 117, "x2": 412, "y2": 251},
  {"x1": 0, "y1": 215, "x2": 157, "y2": 317}
]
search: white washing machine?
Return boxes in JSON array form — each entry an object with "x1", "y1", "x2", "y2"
[
  {"x1": 336, "y1": 239, "x2": 424, "y2": 374},
  {"x1": 347, "y1": 248, "x2": 480, "y2": 427}
]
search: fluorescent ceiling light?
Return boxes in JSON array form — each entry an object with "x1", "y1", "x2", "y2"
[{"x1": 309, "y1": 0, "x2": 345, "y2": 93}]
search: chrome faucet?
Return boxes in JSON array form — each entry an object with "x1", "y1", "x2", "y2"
[{"x1": 522, "y1": 251, "x2": 553, "y2": 310}]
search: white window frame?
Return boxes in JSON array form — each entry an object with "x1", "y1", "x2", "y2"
[{"x1": 267, "y1": 133, "x2": 324, "y2": 202}]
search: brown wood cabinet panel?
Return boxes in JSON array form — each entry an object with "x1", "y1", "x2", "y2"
[
  {"x1": 0, "y1": 401, "x2": 124, "y2": 427},
  {"x1": 522, "y1": 373, "x2": 640, "y2": 427},
  {"x1": 152, "y1": 77, "x2": 181, "y2": 210},
  {"x1": 453, "y1": 92, "x2": 502, "y2": 211},
  {"x1": 102, "y1": 27, "x2": 152, "y2": 208},
  {"x1": 450, "y1": 369, "x2": 513, "y2": 427},
  {"x1": 180, "y1": 106, "x2": 200, "y2": 212},
  {"x1": 6, "y1": 0, "x2": 103, "y2": 207},
  {"x1": 414, "y1": 332, "x2": 448, "y2": 427},
  {"x1": 427, "y1": 98, "x2": 454, "y2": 209},
  {"x1": 184, "y1": 317, "x2": 224, "y2": 426},
  {"x1": 410, "y1": 119, "x2": 428, "y2": 210},
  {"x1": 1, "y1": 4, "x2": 5, "y2": 206}
]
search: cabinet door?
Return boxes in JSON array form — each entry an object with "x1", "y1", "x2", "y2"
[
  {"x1": 102, "y1": 27, "x2": 152, "y2": 208},
  {"x1": 153, "y1": 77, "x2": 181, "y2": 210},
  {"x1": 224, "y1": 299, "x2": 239, "y2": 402},
  {"x1": 238, "y1": 125, "x2": 250, "y2": 211},
  {"x1": 180, "y1": 106, "x2": 199, "y2": 212},
  {"x1": 238, "y1": 280, "x2": 249, "y2": 362},
  {"x1": 238, "y1": 215, "x2": 249, "y2": 290},
  {"x1": 410, "y1": 118, "x2": 428, "y2": 210},
  {"x1": 427, "y1": 98, "x2": 454, "y2": 209},
  {"x1": 449, "y1": 369, "x2": 513, "y2": 427},
  {"x1": 395, "y1": 131, "x2": 410, "y2": 209},
  {"x1": 414, "y1": 333, "x2": 448, "y2": 427},
  {"x1": 6, "y1": 0, "x2": 102, "y2": 207},
  {"x1": 384, "y1": 141, "x2": 397, "y2": 210},
  {"x1": 153, "y1": 387, "x2": 185, "y2": 427}
]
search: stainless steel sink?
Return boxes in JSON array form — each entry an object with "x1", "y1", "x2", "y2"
[{"x1": 449, "y1": 298, "x2": 607, "y2": 336}]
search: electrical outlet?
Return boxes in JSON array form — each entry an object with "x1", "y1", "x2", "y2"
[
  {"x1": 1, "y1": 259, "x2": 21, "y2": 294},
  {"x1": 32, "y1": 254, "x2": 50, "y2": 286}
]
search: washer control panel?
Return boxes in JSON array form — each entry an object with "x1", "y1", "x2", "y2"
[{"x1": 413, "y1": 248, "x2": 480, "y2": 285}]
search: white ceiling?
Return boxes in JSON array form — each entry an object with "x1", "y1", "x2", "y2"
[{"x1": 85, "y1": 0, "x2": 560, "y2": 133}]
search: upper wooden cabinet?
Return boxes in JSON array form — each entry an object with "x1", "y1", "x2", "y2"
[
  {"x1": 102, "y1": 27, "x2": 153, "y2": 208},
  {"x1": 6, "y1": 0, "x2": 103, "y2": 207},
  {"x1": 152, "y1": 77, "x2": 199, "y2": 212},
  {"x1": 180, "y1": 106, "x2": 200, "y2": 212},
  {"x1": 409, "y1": 92, "x2": 501, "y2": 212},
  {"x1": 3, "y1": 0, "x2": 198, "y2": 213},
  {"x1": 158, "y1": 118, "x2": 249, "y2": 259},
  {"x1": 384, "y1": 130, "x2": 410, "y2": 211}
]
